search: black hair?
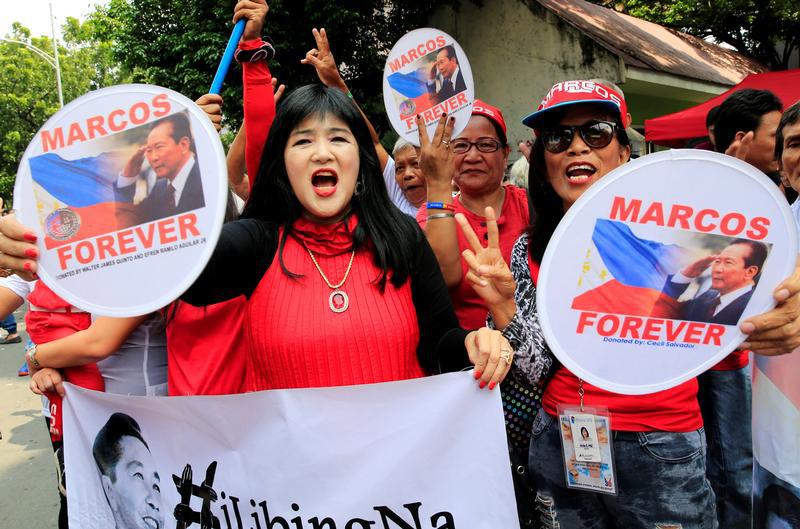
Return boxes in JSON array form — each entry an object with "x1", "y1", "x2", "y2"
[
  {"x1": 776, "y1": 101, "x2": 800, "y2": 161},
  {"x1": 714, "y1": 89, "x2": 783, "y2": 153},
  {"x1": 440, "y1": 45, "x2": 457, "y2": 62},
  {"x1": 93, "y1": 412, "x2": 149, "y2": 482},
  {"x1": 706, "y1": 106, "x2": 720, "y2": 129},
  {"x1": 730, "y1": 238, "x2": 769, "y2": 272},
  {"x1": 151, "y1": 112, "x2": 193, "y2": 148},
  {"x1": 242, "y1": 84, "x2": 418, "y2": 290},
  {"x1": 526, "y1": 105, "x2": 630, "y2": 263}
]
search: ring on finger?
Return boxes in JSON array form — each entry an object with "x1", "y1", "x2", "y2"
[
  {"x1": 441, "y1": 140, "x2": 450, "y2": 148},
  {"x1": 500, "y1": 348, "x2": 514, "y2": 365}
]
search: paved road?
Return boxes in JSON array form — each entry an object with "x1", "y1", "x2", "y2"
[{"x1": 0, "y1": 306, "x2": 60, "y2": 528}]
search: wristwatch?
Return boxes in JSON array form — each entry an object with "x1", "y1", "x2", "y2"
[{"x1": 26, "y1": 345, "x2": 40, "y2": 368}]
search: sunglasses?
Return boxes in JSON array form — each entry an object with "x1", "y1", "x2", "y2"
[{"x1": 541, "y1": 121, "x2": 618, "y2": 153}]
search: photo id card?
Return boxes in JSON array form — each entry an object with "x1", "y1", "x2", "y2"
[{"x1": 557, "y1": 405, "x2": 616, "y2": 495}]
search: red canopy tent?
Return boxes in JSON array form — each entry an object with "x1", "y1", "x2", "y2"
[{"x1": 645, "y1": 69, "x2": 800, "y2": 146}]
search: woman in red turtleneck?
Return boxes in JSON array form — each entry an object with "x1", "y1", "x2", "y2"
[{"x1": 181, "y1": 84, "x2": 514, "y2": 391}]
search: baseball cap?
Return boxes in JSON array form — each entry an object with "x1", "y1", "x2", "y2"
[
  {"x1": 472, "y1": 99, "x2": 507, "y2": 144},
  {"x1": 521, "y1": 80, "x2": 628, "y2": 130}
]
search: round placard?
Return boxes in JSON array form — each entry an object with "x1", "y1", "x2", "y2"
[
  {"x1": 14, "y1": 84, "x2": 227, "y2": 317},
  {"x1": 537, "y1": 149, "x2": 797, "y2": 395},
  {"x1": 382, "y1": 28, "x2": 474, "y2": 145}
]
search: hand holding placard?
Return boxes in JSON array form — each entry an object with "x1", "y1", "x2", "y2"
[
  {"x1": 0, "y1": 213, "x2": 39, "y2": 281},
  {"x1": 741, "y1": 259, "x2": 800, "y2": 355},
  {"x1": 418, "y1": 114, "x2": 456, "y2": 196}
]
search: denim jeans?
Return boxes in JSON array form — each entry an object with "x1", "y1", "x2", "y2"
[
  {"x1": 753, "y1": 459, "x2": 800, "y2": 528},
  {"x1": 528, "y1": 407, "x2": 717, "y2": 529},
  {"x1": 0, "y1": 313, "x2": 16, "y2": 334},
  {"x1": 698, "y1": 367, "x2": 753, "y2": 529}
]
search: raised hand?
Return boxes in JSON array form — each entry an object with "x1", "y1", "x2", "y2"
[
  {"x1": 418, "y1": 114, "x2": 455, "y2": 192},
  {"x1": 233, "y1": 0, "x2": 268, "y2": 41},
  {"x1": 122, "y1": 145, "x2": 147, "y2": 178},
  {"x1": 456, "y1": 206, "x2": 516, "y2": 305},
  {"x1": 300, "y1": 28, "x2": 347, "y2": 91},
  {"x1": 725, "y1": 130, "x2": 754, "y2": 162},
  {"x1": 272, "y1": 77, "x2": 286, "y2": 103},
  {"x1": 680, "y1": 254, "x2": 716, "y2": 278}
]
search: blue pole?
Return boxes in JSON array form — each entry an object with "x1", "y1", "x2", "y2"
[{"x1": 209, "y1": 19, "x2": 246, "y2": 95}]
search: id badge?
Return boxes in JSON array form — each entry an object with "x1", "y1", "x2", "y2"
[{"x1": 556, "y1": 404, "x2": 616, "y2": 495}]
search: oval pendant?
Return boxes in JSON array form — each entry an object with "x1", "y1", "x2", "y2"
[{"x1": 329, "y1": 289, "x2": 349, "y2": 313}]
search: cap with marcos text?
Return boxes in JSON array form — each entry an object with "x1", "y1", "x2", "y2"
[
  {"x1": 522, "y1": 80, "x2": 628, "y2": 131},
  {"x1": 472, "y1": 99, "x2": 507, "y2": 145}
]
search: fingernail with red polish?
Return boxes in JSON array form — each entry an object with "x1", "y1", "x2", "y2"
[
  {"x1": 24, "y1": 232, "x2": 38, "y2": 242},
  {"x1": 25, "y1": 248, "x2": 38, "y2": 258},
  {"x1": 479, "y1": 380, "x2": 486, "y2": 389},
  {"x1": 489, "y1": 382, "x2": 496, "y2": 390},
  {"x1": 474, "y1": 370, "x2": 482, "y2": 379},
  {"x1": 23, "y1": 262, "x2": 32, "y2": 271}
]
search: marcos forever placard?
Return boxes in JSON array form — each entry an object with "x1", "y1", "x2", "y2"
[
  {"x1": 382, "y1": 28, "x2": 474, "y2": 145},
  {"x1": 14, "y1": 84, "x2": 227, "y2": 316},
  {"x1": 537, "y1": 149, "x2": 797, "y2": 395},
  {"x1": 63, "y1": 373, "x2": 520, "y2": 529}
]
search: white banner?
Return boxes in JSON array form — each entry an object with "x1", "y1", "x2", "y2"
[{"x1": 64, "y1": 372, "x2": 520, "y2": 529}]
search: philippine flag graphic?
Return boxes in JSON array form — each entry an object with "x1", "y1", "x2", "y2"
[
  {"x1": 29, "y1": 152, "x2": 140, "y2": 249},
  {"x1": 571, "y1": 219, "x2": 689, "y2": 318},
  {"x1": 386, "y1": 70, "x2": 436, "y2": 117}
]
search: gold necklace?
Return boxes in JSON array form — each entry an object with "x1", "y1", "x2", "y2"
[{"x1": 303, "y1": 244, "x2": 356, "y2": 313}]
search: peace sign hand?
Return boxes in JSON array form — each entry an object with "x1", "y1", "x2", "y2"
[
  {"x1": 456, "y1": 207, "x2": 518, "y2": 329},
  {"x1": 301, "y1": 28, "x2": 347, "y2": 91}
]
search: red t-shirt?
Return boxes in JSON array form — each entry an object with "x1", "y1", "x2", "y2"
[
  {"x1": 166, "y1": 299, "x2": 248, "y2": 396},
  {"x1": 711, "y1": 349, "x2": 749, "y2": 370},
  {"x1": 543, "y1": 368, "x2": 702, "y2": 432},
  {"x1": 417, "y1": 185, "x2": 529, "y2": 329}
]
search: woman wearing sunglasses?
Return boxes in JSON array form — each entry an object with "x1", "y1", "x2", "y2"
[{"x1": 458, "y1": 81, "x2": 716, "y2": 527}]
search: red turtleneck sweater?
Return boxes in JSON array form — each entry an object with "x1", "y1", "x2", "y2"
[
  {"x1": 183, "y1": 216, "x2": 470, "y2": 390},
  {"x1": 245, "y1": 219, "x2": 423, "y2": 390}
]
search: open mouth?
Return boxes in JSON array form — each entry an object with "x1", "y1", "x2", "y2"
[
  {"x1": 404, "y1": 183, "x2": 423, "y2": 192},
  {"x1": 565, "y1": 162, "x2": 597, "y2": 184},
  {"x1": 312, "y1": 169, "x2": 338, "y2": 197},
  {"x1": 142, "y1": 516, "x2": 160, "y2": 529}
]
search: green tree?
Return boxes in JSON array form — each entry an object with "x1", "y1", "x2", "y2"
[
  {"x1": 592, "y1": 0, "x2": 799, "y2": 70},
  {"x1": 0, "y1": 18, "x2": 130, "y2": 205},
  {"x1": 101, "y1": 0, "x2": 450, "y2": 139}
]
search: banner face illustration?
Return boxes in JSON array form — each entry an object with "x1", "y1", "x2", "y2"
[
  {"x1": 537, "y1": 150, "x2": 797, "y2": 394},
  {"x1": 383, "y1": 28, "x2": 474, "y2": 145},
  {"x1": 15, "y1": 84, "x2": 227, "y2": 316},
  {"x1": 63, "y1": 373, "x2": 520, "y2": 529}
]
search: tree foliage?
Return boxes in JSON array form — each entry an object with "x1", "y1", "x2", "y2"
[
  {"x1": 592, "y1": 0, "x2": 800, "y2": 70},
  {"x1": 0, "y1": 18, "x2": 130, "y2": 205},
  {"x1": 100, "y1": 0, "x2": 449, "y2": 139}
]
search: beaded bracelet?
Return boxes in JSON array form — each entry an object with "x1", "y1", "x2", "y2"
[
  {"x1": 426, "y1": 202, "x2": 455, "y2": 212},
  {"x1": 427, "y1": 213, "x2": 455, "y2": 220}
]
